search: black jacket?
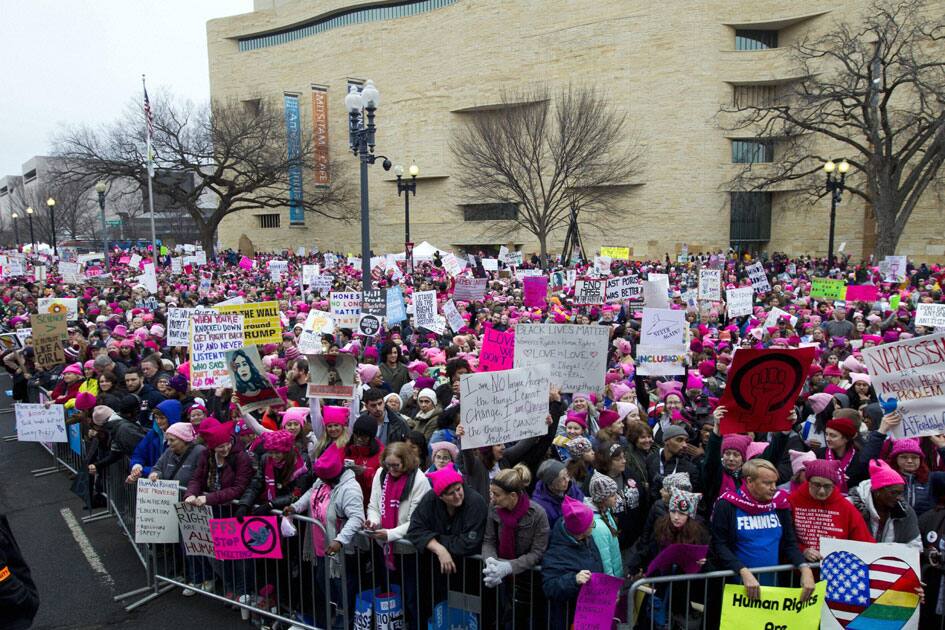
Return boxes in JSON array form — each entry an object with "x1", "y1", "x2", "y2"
[
  {"x1": 238, "y1": 453, "x2": 311, "y2": 513},
  {"x1": 645, "y1": 449, "x2": 700, "y2": 502},
  {"x1": 129, "y1": 383, "x2": 166, "y2": 428},
  {"x1": 0, "y1": 515, "x2": 39, "y2": 630},
  {"x1": 405, "y1": 484, "x2": 487, "y2": 557}
]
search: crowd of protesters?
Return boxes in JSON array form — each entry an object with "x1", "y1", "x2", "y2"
[{"x1": 2, "y1": 244, "x2": 945, "y2": 630}]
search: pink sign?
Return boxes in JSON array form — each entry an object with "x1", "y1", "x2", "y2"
[
  {"x1": 85, "y1": 266, "x2": 103, "y2": 277},
  {"x1": 845, "y1": 284, "x2": 879, "y2": 303},
  {"x1": 118, "y1": 255, "x2": 131, "y2": 265},
  {"x1": 238, "y1": 256, "x2": 254, "y2": 270},
  {"x1": 478, "y1": 325, "x2": 515, "y2": 372},
  {"x1": 573, "y1": 573, "x2": 623, "y2": 630},
  {"x1": 209, "y1": 516, "x2": 282, "y2": 560},
  {"x1": 523, "y1": 276, "x2": 548, "y2": 308}
]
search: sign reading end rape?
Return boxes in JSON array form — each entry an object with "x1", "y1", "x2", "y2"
[
  {"x1": 862, "y1": 331, "x2": 945, "y2": 437},
  {"x1": 459, "y1": 365, "x2": 550, "y2": 450}
]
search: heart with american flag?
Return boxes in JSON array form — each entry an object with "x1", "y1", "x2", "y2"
[{"x1": 822, "y1": 551, "x2": 920, "y2": 629}]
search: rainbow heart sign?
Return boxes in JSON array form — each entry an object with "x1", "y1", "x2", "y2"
[{"x1": 820, "y1": 539, "x2": 920, "y2": 629}]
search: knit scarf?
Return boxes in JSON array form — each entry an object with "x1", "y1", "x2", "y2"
[
  {"x1": 380, "y1": 472, "x2": 408, "y2": 570},
  {"x1": 826, "y1": 446, "x2": 855, "y2": 492},
  {"x1": 719, "y1": 468, "x2": 741, "y2": 496},
  {"x1": 497, "y1": 493, "x2": 530, "y2": 560},
  {"x1": 263, "y1": 451, "x2": 308, "y2": 502},
  {"x1": 718, "y1": 481, "x2": 789, "y2": 515}
]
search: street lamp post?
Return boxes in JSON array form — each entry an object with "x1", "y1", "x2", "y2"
[
  {"x1": 394, "y1": 164, "x2": 419, "y2": 274},
  {"x1": 823, "y1": 159, "x2": 849, "y2": 269},
  {"x1": 345, "y1": 80, "x2": 391, "y2": 292},
  {"x1": 25, "y1": 206, "x2": 35, "y2": 248},
  {"x1": 10, "y1": 212, "x2": 19, "y2": 247},
  {"x1": 46, "y1": 197, "x2": 57, "y2": 256},
  {"x1": 95, "y1": 181, "x2": 111, "y2": 273}
]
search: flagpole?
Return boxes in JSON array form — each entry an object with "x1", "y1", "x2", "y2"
[{"x1": 142, "y1": 74, "x2": 158, "y2": 262}]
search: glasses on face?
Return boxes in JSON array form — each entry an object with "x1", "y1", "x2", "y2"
[{"x1": 809, "y1": 480, "x2": 835, "y2": 492}]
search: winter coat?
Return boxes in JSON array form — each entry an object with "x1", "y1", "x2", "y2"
[
  {"x1": 481, "y1": 501, "x2": 549, "y2": 575},
  {"x1": 102, "y1": 414, "x2": 147, "y2": 457},
  {"x1": 409, "y1": 407, "x2": 442, "y2": 440},
  {"x1": 185, "y1": 446, "x2": 255, "y2": 506},
  {"x1": 150, "y1": 442, "x2": 206, "y2": 486},
  {"x1": 531, "y1": 480, "x2": 585, "y2": 527},
  {"x1": 129, "y1": 383, "x2": 167, "y2": 428},
  {"x1": 787, "y1": 481, "x2": 874, "y2": 552},
  {"x1": 0, "y1": 514, "x2": 39, "y2": 630},
  {"x1": 130, "y1": 399, "x2": 182, "y2": 475},
  {"x1": 861, "y1": 430, "x2": 934, "y2": 515},
  {"x1": 460, "y1": 432, "x2": 550, "y2": 501},
  {"x1": 589, "y1": 507, "x2": 623, "y2": 578},
  {"x1": 848, "y1": 480, "x2": 922, "y2": 550},
  {"x1": 291, "y1": 469, "x2": 365, "y2": 557},
  {"x1": 379, "y1": 362, "x2": 411, "y2": 395},
  {"x1": 645, "y1": 449, "x2": 700, "y2": 502},
  {"x1": 63, "y1": 378, "x2": 99, "y2": 410},
  {"x1": 51, "y1": 377, "x2": 83, "y2": 406},
  {"x1": 542, "y1": 520, "x2": 605, "y2": 630},
  {"x1": 366, "y1": 468, "x2": 431, "y2": 546},
  {"x1": 405, "y1": 484, "x2": 488, "y2": 558}
]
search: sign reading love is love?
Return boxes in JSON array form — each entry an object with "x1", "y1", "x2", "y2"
[{"x1": 513, "y1": 324, "x2": 610, "y2": 393}]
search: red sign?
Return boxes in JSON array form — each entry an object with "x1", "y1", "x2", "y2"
[{"x1": 719, "y1": 347, "x2": 816, "y2": 434}]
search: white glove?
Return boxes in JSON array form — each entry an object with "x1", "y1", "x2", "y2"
[{"x1": 482, "y1": 557, "x2": 512, "y2": 588}]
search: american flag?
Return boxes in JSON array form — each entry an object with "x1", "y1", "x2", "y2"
[
  {"x1": 822, "y1": 551, "x2": 919, "y2": 627},
  {"x1": 143, "y1": 86, "x2": 154, "y2": 137}
]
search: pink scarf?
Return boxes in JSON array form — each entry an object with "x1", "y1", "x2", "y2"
[
  {"x1": 718, "y1": 481, "x2": 789, "y2": 515},
  {"x1": 263, "y1": 451, "x2": 308, "y2": 502},
  {"x1": 309, "y1": 483, "x2": 332, "y2": 556},
  {"x1": 497, "y1": 493, "x2": 530, "y2": 560},
  {"x1": 826, "y1": 446, "x2": 855, "y2": 492},
  {"x1": 380, "y1": 472, "x2": 408, "y2": 570}
]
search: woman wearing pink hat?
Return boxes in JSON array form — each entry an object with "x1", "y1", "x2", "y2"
[
  {"x1": 849, "y1": 459, "x2": 922, "y2": 549},
  {"x1": 860, "y1": 411, "x2": 935, "y2": 515}
]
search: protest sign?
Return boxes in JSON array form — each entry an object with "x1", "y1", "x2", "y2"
[
  {"x1": 763, "y1": 306, "x2": 798, "y2": 330},
  {"x1": 30, "y1": 313, "x2": 67, "y2": 369},
  {"x1": 15, "y1": 403, "x2": 66, "y2": 442},
  {"x1": 726, "y1": 286, "x2": 753, "y2": 318},
  {"x1": 880, "y1": 255, "x2": 908, "y2": 282},
  {"x1": 209, "y1": 516, "x2": 283, "y2": 560},
  {"x1": 361, "y1": 289, "x2": 387, "y2": 316},
  {"x1": 140, "y1": 262, "x2": 158, "y2": 293},
  {"x1": 189, "y1": 313, "x2": 245, "y2": 389},
  {"x1": 573, "y1": 573, "x2": 623, "y2": 630},
  {"x1": 481, "y1": 258, "x2": 498, "y2": 272},
  {"x1": 134, "y1": 479, "x2": 180, "y2": 544},
  {"x1": 301, "y1": 264, "x2": 319, "y2": 287},
  {"x1": 522, "y1": 276, "x2": 548, "y2": 308},
  {"x1": 635, "y1": 344, "x2": 688, "y2": 376},
  {"x1": 216, "y1": 300, "x2": 282, "y2": 345},
  {"x1": 309, "y1": 275, "x2": 334, "y2": 294},
  {"x1": 59, "y1": 262, "x2": 82, "y2": 284},
  {"x1": 479, "y1": 325, "x2": 515, "y2": 372},
  {"x1": 413, "y1": 290, "x2": 438, "y2": 331},
  {"x1": 810, "y1": 277, "x2": 847, "y2": 301},
  {"x1": 442, "y1": 299, "x2": 466, "y2": 333},
  {"x1": 513, "y1": 324, "x2": 610, "y2": 392},
  {"x1": 643, "y1": 277, "x2": 670, "y2": 309},
  {"x1": 296, "y1": 310, "x2": 335, "y2": 354},
  {"x1": 5, "y1": 258, "x2": 25, "y2": 276},
  {"x1": 719, "y1": 347, "x2": 816, "y2": 434},
  {"x1": 357, "y1": 314, "x2": 383, "y2": 337},
  {"x1": 14, "y1": 328, "x2": 31, "y2": 347},
  {"x1": 458, "y1": 365, "x2": 550, "y2": 450},
  {"x1": 129, "y1": 253, "x2": 142, "y2": 268},
  {"x1": 213, "y1": 295, "x2": 245, "y2": 308},
  {"x1": 503, "y1": 250, "x2": 524, "y2": 267},
  {"x1": 171, "y1": 257, "x2": 182, "y2": 274},
  {"x1": 268, "y1": 259, "x2": 288, "y2": 282},
  {"x1": 0, "y1": 333, "x2": 22, "y2": 352},
  {"x1": 845, "y1": 284, "x2": 879, "y2": 303},
  {"x1": 33, "y1": 265, "x2": 46, "y2": 282},
  {"x1": 307, "y1": 353, "x2": 357, "y2": 398},
  {"x1": 329, "y1": 291, "x2": 362, "y2": 328},
  {"x1": 194, "y1": 250, "x2": 207, "y2": 266},
  {"x1": 175, "y1": 503, "x2": 215, "y2": 558},
  {"x1": 861, "y1": 332, "x2": 945, "y2": 437},
  {"x1": 167, "y1": 307, "x2": 217, "y2": 347},
  {"x1": 746, "y1": 261, "x2": 771, "y2": 293},
  {"x1": 441, "y1": 252, "x2": 466, "y2": 277},
  {"x1": 453, "y1": 277, "x2": 488, "y2": 302},
  {"x1": 604, "y1": 276, "x2": 643, "y2": 303},
  {"x1": 821, "y1": 539, "x2": 920, "y2": 630},
  {"x1": 226, "y1": 346, "x2": 283, "y2": 412},
  {"x1": 386, "y1": 287, "x2": 406, "y2": 323},
  {"x1": 593, "y1": 256, "x2": 612, "y2": 276},
  {"x1": 640, "y1": 308, "x2": 687, "y2": 348},
  {"x1": 37, "y1": 297, "x2": 79, "y2": 320},
  {"x1": 915, "y1": 303, "x2": 945, "y2": 328},
  {"x1": 600, "y1": 246, "x2": 630, "y2": 260},
  {"x1": 720, "y1": 581, "x2": 826, "y2": 630},
  {"x1": 698, "y1": 268, "x2": 721, "y2": 301},
  {"x1": 574, "y1": 279, "x2": 605, "y2": 305},
  {"x1": 645, "y1": 543, "x2": 708, "y2": 576}
]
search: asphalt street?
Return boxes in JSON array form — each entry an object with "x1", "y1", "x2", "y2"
[{"x1": 0, "y1": 385, "x2": 240, "y2": 630}]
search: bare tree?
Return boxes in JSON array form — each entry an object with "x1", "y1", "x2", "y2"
[
  {"x1": 53, "y1": 92, "x2": 355, "y2": 253},
  {"x1": 721, "y1": 0, "x2": 945, "y2": 257},
  {"x1": 5, "y1": 178, "x2": 98, "y2": 245},
  {"x1": 451, "y1": 85, "x2": 645, "y2": 266}
]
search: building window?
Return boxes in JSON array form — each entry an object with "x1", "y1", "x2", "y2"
[
  {"x1": 461, "y1": 203, "x2": 518, "y2": 222},
  {"x1": 732, "y1": 140, "x2": 774, "y2": 163},
  {"x1": 735, "y1": 29, "x2": 778, "y2": 51},
  {"x1": 239, "y1": 0, "x2": 457, "y2": 51},
  {"x1": 23, "y1": 169, "x2": 37, "y2": 183},
  {"x1": 730, "y1": 192, "x2": 772, "y2": 245},
  {"x1": 732, "y1": 84, "x2": 781, "y2": 108},
  {"x1": 257, "y1": 213, "x2": 281, "y2": 229}
]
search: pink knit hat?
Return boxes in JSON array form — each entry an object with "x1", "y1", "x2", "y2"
[
  {"x1": 869, "y1": 459, "x2": 905, "y2": 490},
  {"x1": 849, "y1": 372, "x2": 871, "y2": 386},
  {"x1": 199, "y1": 419, "x2": 235, "y2": 449},
  {"x1": 357, "y1": 364, "x2": 381, "y2": 384},
  {"x1": 313, "y1": 443, "x2": 344, "y2": 480},
  {"x1": 262, "y1": 429, "x2": 295, "y2": 453},
  {"x1": 562, "y1": 495, "x2": 594, "y2": 537},
  {"x1": 720, "y1": 434, "x2": 751, "y2": 460},
  {"x1": 322, "y1": 406, "x2": 350, "y2": 427},
  {"x1": 804, "y1": 459, "x2": 842, "y2": 485},
  {"x1": 426, "y1": 466, "x2": 464, "y2": 496},
  {"x1": 565, "y1": 410, "x2": 587, "y2": 428},
  {"x1": 789, "y1": 449, "x2": 817, "y2": 476},
  {"x1": 888, "y1": 438, "x2": 923, "y2": 459},
  {"x1": 807, "y1": 393, "x2": 833, "y2": 414},
  {"x1": 165, "y1": 422, "x2": 196, "y2": 443},
  {"x1": 610, "y1": 382, "x2": 632, "y2": 402},
  {"x1": 74, "y1": 392, "x2": 97, "y2": 411},
  {"x1": 597, "y1": 410, "x2": 621, "y2": 430},
  {"x1": 280, "y1": 406, "x2": 309, "y2": 428},
  {"x1": 62, "y1": 363, "x2": 83, "y2": 376}
]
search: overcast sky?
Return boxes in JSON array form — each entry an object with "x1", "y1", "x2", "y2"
[{"x1": 0, "y1": 0, "x2": 254, "y2": 176}]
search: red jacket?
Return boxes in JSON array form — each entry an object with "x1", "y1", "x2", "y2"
[
  {"x1": 346, "y1": 439, "x2": 384, "y2": 509},
  {"x1": 788, "y1": 481, "x2": 875, "y2": 552},
  {"x1": 51, "y1": 378, "x2": 82, "y2": 405}
]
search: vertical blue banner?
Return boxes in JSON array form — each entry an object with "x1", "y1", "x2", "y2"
[{"x1": 284, "y1": 93, "x2": 305, "y2": 225}]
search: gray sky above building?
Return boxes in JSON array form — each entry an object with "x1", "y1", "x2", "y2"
[{"x1": 0, "y1": 0, "x2": 253, "y2": 176}]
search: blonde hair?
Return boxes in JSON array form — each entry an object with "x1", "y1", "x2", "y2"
[
  {"x1": 742, "y1": 458, "x2": 778, "y2": 480},
  {"x1": 492, "y1": 463, "x2": 531, "y2": 494}
]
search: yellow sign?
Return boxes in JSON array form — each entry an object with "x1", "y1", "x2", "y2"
[
  {"x1": 216, "y1": 300, "x2": 282, "y2": 345},
  {"x1": 720, "y1": 581, "x2": 826, "y2": 629},
  {"x1": 600, "y1": 247, "x2": 630, "y2": 260}
]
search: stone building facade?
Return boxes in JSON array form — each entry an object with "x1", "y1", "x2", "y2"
[{"x1": 208, "y1": 0, "x2": 945, "y2": 260}]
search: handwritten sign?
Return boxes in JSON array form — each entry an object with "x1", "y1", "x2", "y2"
[
  {"x1": 523, "y1": 276, "x2": 548, "y2": 308},
  {"x1": 635, "y1": 344, "x2": 688, "y2": 376},
  {"x1": 413, "y1": 290, "x2": 438, "y2": 331},
  {"x1": 189, "y1": 313, "x2": 245, "y2": 389},
  {"x1": 605, "y1": 276, "x2": 643, "y2": 303},
  {"x1": 880, "y1": 255, "x2": 907, "y2": 282},
  {"x1": 641, "y1": 308, "x2": 687, "y2": 348},
  {"x1": 726, "y1": 286, "x2": 754, "y2": 318},
  {"x1": 15, "y1": 403, "x2": 67, "y2": 442},
  {"x1": 175, "y1": 503, "x2": 215, "y2": 558},
  {"x1": 453, "y1": 277, "x2": 487, "y2": 302},
  {"x1": 479, "y1": 325, "x2": 515, "y2": 372},
  {"x1": 600, "y1": 247, "x2": 630, "y2": 260},
  {"x1": 442, "y1": 299, "x2": 466, "y2": 333},
  {"x1": 361, "y1": 289, "x2": 387, "y2": 317},
  {"x1": 459, "y1": 365, "x2": 550, "y2": 450},
  {"x1": 810, "y1": 277, "x2": 848, "y2": 301},
  {"x1": 513, "y1": 324, "x2": 610, "y2": 393},
  {"x1": 209, "y1": 516, "x2": 283, "y2": 560},
  {"x1": 167, "y1": 307, "x2": 217, "y2": 347},
  {"x1": 574, "y1": 279, "x2": 605, "y2": 305},
  {"x1": 30, "y1": 313, "x2": 67, "y2": 369},
  {"x1": 297, "y1": 310, "x2": 335, "y2": 354},
  {"x1": 386, "y1": 287, "x2": 406, "y2": 323},
  {"x1": 746, "y1": 261, "x2": 771, "y2": 293},
  {"x1": 37, "y1": 297, "x2": 78, "y2": 320},
  {"x1": 698, "y1": 269, "x2": 721, "y2": 301},
  {"x1": 845, "y1": 284, "x2": 879, "y2": 303},
  {"x1": 862, "y1": 332, "x2": 945, "y2": 437},
  {"x1": 59, "y1": 262, "x2": 82, "y2": 284},
  {"x1": 330, "y1": 291, "x2": 362, "y2": 328},
  {"x1": 915, "y1": 303, "x2": 945, "y2": 328},
  {"x1": 216, "y1": 301, "x2": 282, "y2": 345},
  {"x1": 134, "y1": 479, "x2": 180, "y2": 544},
  {"x1": 573, "y1": 573, "x2": 623, "y2": 630}
]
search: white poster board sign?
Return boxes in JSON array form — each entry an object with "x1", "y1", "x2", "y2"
[
  {"x1": 15, "y1": 403, "x2": 67, "y2": 442},
  {"x1": 189, "y1": 313, "x2": 245, "y2": 389},
  {"x1": 442, "y1": 299, "x2": 466, "y2": 333},
  {"x1": 513, "y1": 324, "x2": 610, "y2": 393},
  {"x1": 175, "y1": 503, "x2": 215, "y2": 558},
  {"x1": 459, "y1": 365, "x2": 551, "y2": 450},
  {"x1": 726, "y1": 287, "x2": 754, "y2": 318},
  {"x1": 635, "y1": 344, "x2": 688, "y2": 376},
  {"x1": 698, "y1": 268, "x2": 721, "y2": 301},
  {"x1": 167, "y1": 307, "x2": 217, "y2": 347},
  {"x1": 915, "y1": 303, "x2": 945, "y2": 328},
  {"x1": 413, "y1": 290, "x2": 438, "y2": 330},
  {"x1": 641, "y1": 308, "x2": 687, "y2": 348},
  {"x1": 134, "y1": 479, "x2": 180, "y2": 544},
  {"x1": 746, "y1": 262, "x2": 771, "y2": 293}
]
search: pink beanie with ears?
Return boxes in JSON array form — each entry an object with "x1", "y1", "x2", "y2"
[
  {"x1": 562, "y1": 495, "x2": 594, "y2": 537},
  {"x1": 869, "y1": 459, "x2": 905, "y2": 490}
]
